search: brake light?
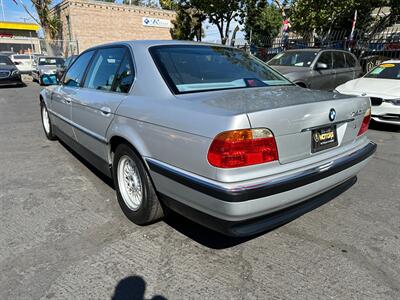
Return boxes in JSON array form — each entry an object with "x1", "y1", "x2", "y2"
[
  {"x1": 207, "y1": 128, "x2": 279, "y2": 168},
  {"x1": 357, "y1": 108, "x2": 371, "y2": 136}
]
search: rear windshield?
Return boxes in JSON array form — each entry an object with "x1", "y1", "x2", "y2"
[
  {"x1": 38, "y1": 57, "x2": 65, "y2": 65},
  {"x1": 0, "y1": 56, "x2": 13, "y2": 65},
  {"x1": 364, "y1": 63, "x2": 400, "y2": 79},
  {"x1": 268, "y1": 51, "x2": 318, "y2": 67},
  {"x1": 150, "y1": 45, "x2": 291, "y2": 94}
]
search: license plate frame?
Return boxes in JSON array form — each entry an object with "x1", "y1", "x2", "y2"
[{"x1": 311, "y1": 125, "x2": 338, "y2": 153}]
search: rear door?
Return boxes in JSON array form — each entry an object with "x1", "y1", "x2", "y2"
[
  {"x1": 70, "y1": 46, "x2": 135, "y2": 161},
  {"x1": 333, "y1": 51, "x2": 353, "y2": 88},
  {"x1": 50, "y1": 50, "x2": 95, "y2": 139},
  {"x1": 309, "y1": 51, "x2": 335, "y2": 90}
]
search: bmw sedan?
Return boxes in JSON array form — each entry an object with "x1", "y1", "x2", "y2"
[
  {"x1": 336, "y1": 60, "x2": 400, "y2": 126},
  {"x1": 0, "y1": 55, "x2": 23, "y2": 86},
  {"x1": 39, "y1": 41, "x2": 376, "y2": 236}
]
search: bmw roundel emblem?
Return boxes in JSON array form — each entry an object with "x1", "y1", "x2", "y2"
[{"x1": 329, "y1": 108, "x2": 336, "y2": 122}]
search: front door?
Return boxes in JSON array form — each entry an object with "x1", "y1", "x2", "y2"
[
  {"x1": 309, "y1": 51, "x2": 336, "y2": 90},
  {"x1": 51, "y1": 50, "x2": 95, "y2": 139}
]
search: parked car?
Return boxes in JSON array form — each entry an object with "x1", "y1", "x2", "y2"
[
  {"x1": 10, "y1": 54, "x2": 34, "y2": 74},
  {"x1": 0, "y1": 55, "x2": 23, "y2": 86},
  {"x1": 336, "y1": 60, "x2": 400, "y2": 126},
  {"x1": 267, "y1": 49, "x2": 362, "y2": 91},
  {"x1": 39, "y1": 41, "x2": 376, "y2": 236},
  {"x1": 32, "y1": 56, "x2": 65, "y2": 85},
  {"x1": 0, "y1": 51, "x2": 15, "y2": 57},
  {"x1": 56, "y1": 54, "x2": 78, "y2": 80},
  {"x1": 384, "y1": 33, "x2": 400, "y2": 51}
]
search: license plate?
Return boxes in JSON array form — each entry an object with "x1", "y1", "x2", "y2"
[{"x1": 311, "y1": 125, "x2": 338, "y2": 153}]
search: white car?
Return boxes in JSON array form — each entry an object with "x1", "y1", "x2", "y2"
[
  {"x1": 336, "y1": 60, "x2": 400, "y2": 126},
  {"x1": 10, "y1": 54, "x2": 34, "y2": 74}
]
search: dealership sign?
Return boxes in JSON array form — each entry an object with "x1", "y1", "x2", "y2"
[{"x1": 142, "y1": 17, "x2": 171, "y2": 28}]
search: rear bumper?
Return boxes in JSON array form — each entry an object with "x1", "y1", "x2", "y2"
[{"x1": 147, "y1": 141, "x2": 376, "y2": 236}]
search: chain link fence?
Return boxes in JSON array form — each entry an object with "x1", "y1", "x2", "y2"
[{"x1": 231, "y1": 27, "x2": 400, "y2": 73}]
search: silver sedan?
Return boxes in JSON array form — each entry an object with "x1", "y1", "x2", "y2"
[{"x1": 39, "y1": 40, "x2": 376, "y2": 236}]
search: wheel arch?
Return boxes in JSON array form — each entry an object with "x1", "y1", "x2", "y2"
[{"x1": 294, "y1": 81, "x2": 308, "y2": 88}]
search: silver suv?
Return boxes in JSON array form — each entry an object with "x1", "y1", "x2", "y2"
[{"x1": 268, "y1": 49, "x2": 362, "y2": 91}]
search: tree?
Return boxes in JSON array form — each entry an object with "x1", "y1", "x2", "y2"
[
  {"x1": 289, "y1": 0, "x2": 395, "y2": 34},
  {"x1": 242, "y1": 0, "x2": 282, "y2": 47},
  {"x1": 15, "y1": 0, "x2": 59, "y2": 40},
  {"x1": 191, "y1": 0, "x2": 243, "y2": 45},
  {"x1": 162, "y1": 0, "x2": 205, "y2": 41}
]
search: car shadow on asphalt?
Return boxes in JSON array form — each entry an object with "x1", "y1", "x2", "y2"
[
  {"x1": 57, "y1": 139, "x2": 357, "y2": 250},
  {"x1": 369, "y1": 120, "x2": 400, "y2": 132},
  {"x1": 112, "y1": 276, "x2": 166, "y2": 300}
]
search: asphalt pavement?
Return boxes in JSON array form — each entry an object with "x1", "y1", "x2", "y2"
[{"x1": 1, "y1": 81, "x2": 399, "y2": 300}]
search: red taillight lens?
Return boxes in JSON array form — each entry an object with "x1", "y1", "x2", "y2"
[
  {"x1": 207, "y1": 128, "x2": 279, "y2": 168},
  {"x1": 357, "y1": 108, "x2": 371, "y2": 136}
]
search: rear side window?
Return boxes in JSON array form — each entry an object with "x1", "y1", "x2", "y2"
[
  {"x1": 333, "y1": 52, "x2": 346, "y2": 69},
  {"x1": 345, "y1": 53, "x2": 356, "y2": 68},
  {"x1": 84, "y1": 47, "x2": 125, "y2": 91},
  {"x1": 317, "y1": 52, "x2": 333, "y2": 69},
  {"x1": 113, "y1": 53, "x2": 135, "y2": 93},
  {"x1": 63, "y1": 51, "x2": 94, "y2": 87}
]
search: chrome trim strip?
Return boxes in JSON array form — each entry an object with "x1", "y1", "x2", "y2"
[
  {"x1": 146, "y1": 142, "x2": 377, "y2": 202},
  {"x1": 301, "y1": 118, "x2": 355, "y2": 132},
  {"x1": 48, "y1": 108, "x2": 107, "y2": 143}
]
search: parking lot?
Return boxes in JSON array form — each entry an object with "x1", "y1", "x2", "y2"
[{"x1": 1, "y1": 81, "x2": 399, "y2": 299}]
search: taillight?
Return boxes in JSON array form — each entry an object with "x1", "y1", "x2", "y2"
[
  {"x1": 357, "y1": 108, "x2": 371, "y2": 136},
  {"x1": 207, "y1": 128, "x2": 279, "y2": 168}
]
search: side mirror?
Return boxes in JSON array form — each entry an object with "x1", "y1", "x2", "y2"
[
  {"x1": 41, "y1": 74, "x2": 59, "y2": 86},
  {"x1": 316, "y1": 62, "x2": 328, "y2": 70},
  {"x1": 14, "y1": 61, "x2": 20, "y2": 65}
]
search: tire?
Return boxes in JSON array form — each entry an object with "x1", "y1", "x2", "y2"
[
  {"x1": 40, "y1": 102, "x2": 57, "y2": 140},
  {"x1": 113, "y1": 144, "x2": 163, "y2": 225}
]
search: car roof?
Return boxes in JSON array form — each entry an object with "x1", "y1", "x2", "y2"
[{"x1": 84, "y1": 40, "x2": 232, "y2": 52}]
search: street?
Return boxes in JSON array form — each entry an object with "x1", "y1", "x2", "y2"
[{"x1": 1, "y1": 82, "x2": 399, "y2": 299}]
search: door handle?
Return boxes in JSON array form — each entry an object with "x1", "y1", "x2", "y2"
[
  {"x1": 100, "y1": 106, "x2": 111, "y2": 116},
  {"x1": 64, "y1": 97, "x2": 72, "y2": 104}
]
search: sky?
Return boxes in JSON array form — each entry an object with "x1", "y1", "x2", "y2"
[{"x1": 0, "y1": 0, "x2": 244, "y2": 42}]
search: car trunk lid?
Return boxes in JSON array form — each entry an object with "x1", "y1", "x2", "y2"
[{"x1": 246, "y1": 92, "x2": 370, "y2": 164}]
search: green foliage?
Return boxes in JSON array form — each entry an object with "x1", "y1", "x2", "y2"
[
  {"x1": 166, "y1": 1, "x2": 205, "y2": 41},
  {"x1": 242, "y1": 0, "x2": 282, "y2": 47},
  {"x1": 289, "y1": 0, "x2": 394, "y2": 33},
  {"x1": 191, "y1": 0, "x2": 243, "y2": 44}
]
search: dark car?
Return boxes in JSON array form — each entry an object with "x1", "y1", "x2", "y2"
[
  {"x1": 267, "y1": 49, "x2": 362, "y2": 91},
  {"x1": 0, "y1": 55, "x2": 23, "y2": 87},
  {"x1": 56, "y1": 55, "x2": 77, "y2": 80}
]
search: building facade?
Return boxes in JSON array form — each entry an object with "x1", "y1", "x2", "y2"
[
  {"x1": 51, "y1": 0, "x2": 176, "y2": 53},
  {"x1": 0, "y1": 21, "x2": 41, "y2": 54}
]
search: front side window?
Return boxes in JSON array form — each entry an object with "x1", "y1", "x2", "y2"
[
  {"x1": 150, "y1": 45, "x2": 292, "y2": 94},
  {"x1": 84, "y1": 47, "x2": 125, "y2": 91},
  {"x1": 269, "y1": 51, "x2": 318, "y2": 67},
  {"x1": 332, "y1": 52, "x2": 346, "y2": 69},
  {"x1": 63, "y1": 50, "x2": 94, "y2": 87},
  {"x1": 364, "y1": 63, "x2": 400, "y2": 80},
  {"x1": 317, "y1": 52, "x2": 333, "y2": 69}
]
